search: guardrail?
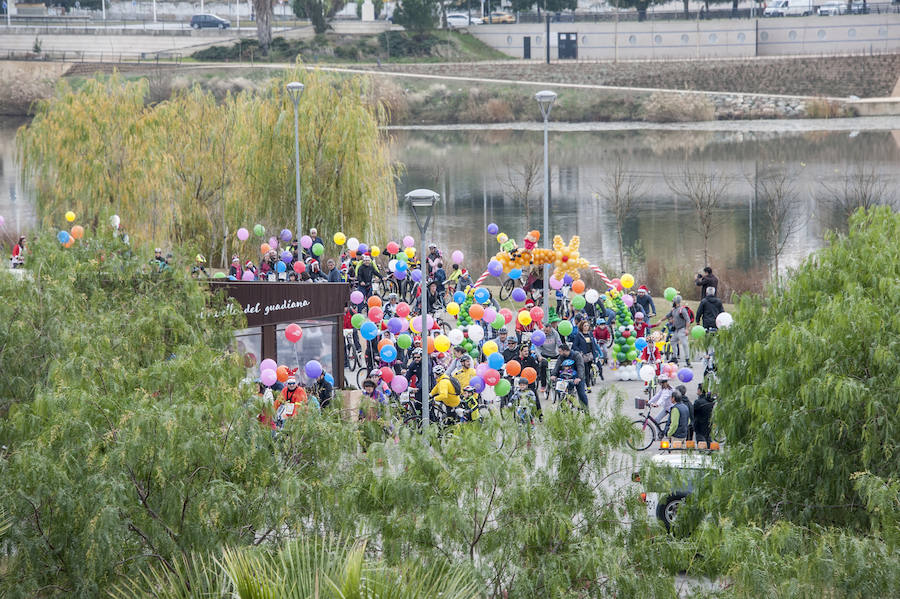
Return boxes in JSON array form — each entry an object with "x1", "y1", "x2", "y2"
[
  {"x1": 3, "y1": 48, "x2": 183, "y2": 64},
  {"x1": 2, "y1": 15, "x2": 312, "y2": 29}
]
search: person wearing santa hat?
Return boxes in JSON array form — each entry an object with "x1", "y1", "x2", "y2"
[{"x1": 634, "y1": 285, "x2": 656, "y2": 319}]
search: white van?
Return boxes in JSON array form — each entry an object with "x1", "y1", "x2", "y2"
[{"x1": 764, "y1": 0, "x2": 815, "y2": 16}]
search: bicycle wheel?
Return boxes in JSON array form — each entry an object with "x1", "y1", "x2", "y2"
[
  {"x1": 498, "y1": 278, "x2": 515, "y2": 302},
  {"x1": 356, "y1": 367, "x2": 368, "y2": 390},
  {"x1": 344, "y1": 336, "x2": 358, "y2": 371},
  {"x1": 627, "y1": 418, "x2": 657, "y2": 451},
  {"x1": 438, "y1": 318, "x2": 453, "y2": 334}
]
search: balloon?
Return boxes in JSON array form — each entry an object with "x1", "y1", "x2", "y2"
[
  {"x1": 469, "y1": 304, "x2": 485, "y2": 320},
  {"x1": 57, "y1": 230, "x2": 70, "y2": 244},
  {"x1": 517, "y1": 367, "x2": 535, "y2": 385},
  {"x1": 549, "y1": 277, "x2": 563, "y2": 290},
  {"x1": 330, "y1": 232, "x2": 345, "y2": 245},
  {"x1": 495, "y1": 379, "x2": 512, "y2": 397},
  {"x1": 351, "y1": 314, "x2": 365, "y2": 329},
  {"x1": 531, "y1": 330, "x2": 546, "y2": 346},
  {"x1": 451, "y1": 250, "x2": 464, "y2": 264},
  {"x1": 397, "y1": 334, "x2": 412, "y2": 349},
  {"x1": 509, "y1": 268, "x2": 522, "y2": 280},
  {"x1": 402, "y1": 235, "x2": 415, "y2": 248},
  {"x1": 572, "y1": 295, "x2": 586, "y2": 310},
  {"x1": 487, "y1": 352, "x2": 504, "y2": 370},
  {"x1": 260, "y1": 243, "x2": 271, "y2": 255},
  {"x1": 571, "y1": 280, "x2": 585, "y2": 294},
  {"x1": 67, "y1": 225, "x2": 84, "y2": 240},
  {"x1": 346, "y1": 237, "x2": 360, "y2": 251},
  {"x1": 558, "y1": 321, "x2": 573, "y2": 336},
  {"x1": 610, "y1": 278, "x2": 621, "y2": 290},
  {"x1": 409, "y1": 268, "x2": 422, "y2": 283},
  {"x1": 360, "y1": 321, "x2": 378, "y2": 340},
  {"x1": 391, "y1": 375, "x2": 409, "y2": 393},
  {"x1": 664, "y1": 287, "x2": 677, "y2": 302},
  {"x1": 484, "y1": 369, "x2": 501, "y2": 386},
  {"x1": 426, "y1": 336, "x2": 435, "y2": 354},
  {"x1": 280, "y1": 251, "x2": 293, "y2": 264},
  {"x1": 278, "y1": 229, "x2": 291, "y2": 243},
  {"x1": 324, "y1": 373, "x2": 335, "y2": 386},
  {"x1": 485, "y1": 223, "x2": 499, "y2": 236},
  {"x1": 350, "y1": 290, "x2": 364, "y2": 305},
  {"x1": 621, "y1": 274, "x2": 635, "y2": 289},
  {"x1": 627, "y1": 350, "x2": 638, "y2": 361},
  {"x1": 269, "y1": 237, "x2": 278, "y2": 250},
  {"x1": 639, "y1": 365, "x2": 656, "y2": 382},
  {"x1": 293, "y1": 261, "x2": 306, "y2": 274},
  {"x1": 285, "y1": 323, "x2": 303, "y2": 343},
  {"x1": 474, "y1": 288, "x2": 490, "y2": 304},
  {"x1": 612, "y1": 344, "x2": 621, "y2": 355},
  {"x1": 65, "y1": 210, "x2": 76, "y2": 222},
  {"x1": 716, "y1": 312, "x2": 734, "y2": 329},
  {"x1": 260, "y1": 369, "x2": 277, "y2": 387},
  {"x1": 0, "y1": 215, "x2": 4, "y2": 227},
  {"x1": 500, "y1": 309, "x2": 514, "y2": 324},
  {"x1": 396, "y1": 302, "x2": 411, "y2": 318},
  {"x1": 380, "y1": 345, "x2": 398, "y2": 362},
  {"x1": 585, "y1": 289, "x2": 600, "y2": 304},
  {"x1": 276, "y1": 365, "x2": 289, "y2": 383},
  {"x1": 622, "y1": 294, "x2": 634, "y2": 308},
  {"x1": 491, "y1": 315, "x2": 505, "y2": 330},
  {"x1": 517, "y1": 310, "x2": 532, "y2": 326},
  {"x1": 212, "y1": 272, "x2": 227, "y2": 279},
  {"x1": 368, "y1": 307, "x2": 384, "y2": 323},
  {"x1": 483, "y1": 307, "x2": 497, "y2": 324},
  {"x1": 242, "y1": 271, "x2": 256, "y2": 281},
  {"x1": 448, "y1": 329, "x2": 465, "y2": 346},
  {"x1": 260, "y1": 358, "x2": 277, "y2": 373},
  {"x1": 297, "y1": 235, "x2": 311, "y2": 249},
  {"x1": 511, "y1": 288, "x2": 526, "y2": 303},
  {"x1": 453, "y1": 291, "x2": 466, "y2": 304},
  {"x1": 691, "y1": 325, "x2": 706, "y2": 339},
  {"x1": 366, "y1": 296, "x2": 382, "y2": 309},
  {"x1": 404, "y1": 247, "x2": 416, "y2": 259},
  {"x1": 446, "y1": 302, "x2": 460, "y2": 316},
  {"x1": 506, "y1": 360, "x2": 522, "y2": 376},
  {"x1": 386, "y1": 241, "x2": 399, "y2": 254},
  {"x1": 622, "y1": 329, "x2": 631, "y2": 339},
  {"x1": 387, "y1": 317, "x2": 403, "y2": 335},
  {"x1": 358, "y1": 243, "x2": 369, "y2": 255},
  {"x1": 468, "y1": 326, "x2": 484, "y2": 342},
  {"x1": 476, "y1": 362, "x2": 489, "y2": 377},
  {"x1": 234, "y1": 227, "x2": 250, "y2": 242},
  {"x1": 312, "y1": 243, "x2": 324, "y2": 256},
  {"x1": 563, "y1": 274, "x2": 574, "y2": 286},
  {"x1": 434, "y1": 335, "x2": 451, "y2": 353},
  {"x1": 482, "y1": 340, "x2": 499, "y2": 356},
  {"x1": 370, "y1": 246, "x2": 381, "y2": 258},
  {"x1": 276, "y1": 261, "x2": 287, "y2": 273},
  {"x1": 678, "y1": 368, "x2": 694, "y2": 383},
  {"x1": 380, "y1": 366, "x2": 394, "y2": 383},
  {"x1": 253, "y1": 224, "x2": 265, "y2": 237},
  {"x1": 395, "y1": 260, "x2": 408, "y2": 273},
  {"x1": 64, "y1": 239, "x2": 75, "y2": 248},
  {"x1": 470, "y1": 375, "x2": 486, "y2": 393},
  {"x1": 617, "y1": 352, "x2": 626, "y2": 362},
  {"x1": 488, "y1": 260, "x2": 504, "y2": 277},
  {"x1": 110, "y1": 214, "x2": 121, "y2": 229},
  {"x1": 635, "y1": 338, "x2": 648, "y2": 351}
]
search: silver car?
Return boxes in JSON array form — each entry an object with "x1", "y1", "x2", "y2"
[{"x1": 817, "y1": 1, "x2": 846, "y2": 15}]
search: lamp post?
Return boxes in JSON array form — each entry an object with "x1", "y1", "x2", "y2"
[
  {"x1": 286, "y1": 81, "x2": 305, "y2": 241},
  {"x1": 405, "y1": 188, "x2": 440, "y2": 429},
  {"x1": 534, "y1": 90, "x2": 557, "y2": 326}
]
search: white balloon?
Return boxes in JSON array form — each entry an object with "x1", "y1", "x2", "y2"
[
  {"x1": 618, "y1": 326, "x2": 626, "y2": 333},
  {"x1": 716, "y1": 312, "x2": 734, "y2": 329},
  {"x1": 347, "y1": 237, "x2": 360, "y2": 251},
  {"x1": 468, "y1": 325, "x2": 485, "y2": 342},
  {"x1": 448, "y1": 329, "x2": 465, "y2": 346},
  {"x1": 388, "y1": 259, "x2": 397, "y2": 272},
  {"x1": 585, "y1": 289, "x2": 600, "y2": 304},
  {"x1": 110, "y1": 214, "x2": 121, "y2": 229},
  {"x1": 639, "y1": 365, "x2": 656, "y2": 383}
]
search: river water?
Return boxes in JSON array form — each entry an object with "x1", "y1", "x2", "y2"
[{"x1": 4, "y1": 116, "x2": 899, "y2": 280}]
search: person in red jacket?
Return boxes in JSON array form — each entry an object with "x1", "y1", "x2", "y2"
[
  {"x1": 274, "y1": 374, "x2": 307, "y2": 427},
  {"x1": 633, "y1": 313, "x2": 650, "y2": 339},
  {"x1": 640, "y1": 331, "x2": 664, "y2": 376}
]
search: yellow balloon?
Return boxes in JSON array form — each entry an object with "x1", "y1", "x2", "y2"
[
  {"x1": 370, "y1": 246, "x2": 381, "y2": 258},
  {"x1": 482, "y1": 340, "x2": 499, "y2": 356},
  {"x1": 65, "y1": 211, "x2": 76, "y2": 223},
  {"x1": 518, "y1": 310, "x2": 532, "y2": 326},
  {"x1": 655, "y1": 341, "x2": 665, "y2": 351},
  {"x1": 446, "y1": 302, "x2": 460, "y2": 316},
  {"x1": 435, "y1": 335, "x2": 451, "y2": 353},
  {"x1": 621, "y1": 273, "x2": 635, "y2": 289},
  {"x1": 333, "y1": 232, "x2": 347, "y2": 245},
  {"x1": 404, "y1": 247, "x2": 415, "y2": 259}
]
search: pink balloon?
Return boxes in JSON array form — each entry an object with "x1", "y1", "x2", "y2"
[
  {"x1": 301, "y1": 235, "x2": 313, "y2": 249},
  {"x1": 285, "y1": 323, "x2": 303, "y2": 343},
  {"x1": 549, "y1": 277, "x2": 564, "y2": 290},
  {"x1": 622, "y1": 294, "x2": 634, "y2": 307},
  {"x1": 268, "y1": 237, "x2": 278, "y2": 250},
  {"x1": 236, "y1": 227, "x2": 249, "y2": 241},
  {"x1": 500, "y1": 308, "x2": 514, "y2": 324},
  {"x1": 350, "y1": 290, "x2": 364, "y2": 305},
  {"x1": 391, "y1": 375, "x2": 409, "y2": 393},
  {"x1": 451, "y1": 250, "x2": 464, "y2": 264},
  {"x1": 368, "y1": 307, "x2": 384, "y2": 323},
  {"x1": 484, "y1": 369, "x2": 500, "y2": 386},
  {"x1": 242, "y1": 271, "x2": 255, "y2": 281},
  {"x1": 260, "y1": 368, "x2": 277, "y2": 387},
  {"x1": 483, "y1": 307, "x2": 497, "y2": 324},
  {"x1": 260, "y1": 358, "x2": 277, "y2": 373},
  {"x1": 403, "y1": 235, "x2": 415, "y2": 248},
  {"x1": 476, "y1": 362, "x2": 489, "y2": 377}
]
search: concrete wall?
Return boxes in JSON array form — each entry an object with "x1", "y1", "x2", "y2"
[{"x1": 472, "y1": 13, "x2": 900, "y2": 60}]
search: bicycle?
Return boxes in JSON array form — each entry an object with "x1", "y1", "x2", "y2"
[
  {"x1": 627, "y1": 400, "x2": 666, "y2": 451},
  {"x1": 344, "y1": 329, "x2": 364, "y2": 373},
  {"x1": 550, "y1": 377, "x2": 579, "y2": 412}
]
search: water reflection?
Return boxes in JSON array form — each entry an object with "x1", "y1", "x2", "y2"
[{"x1": 0, "y1": 118, "x2": 35, "y2": 245}]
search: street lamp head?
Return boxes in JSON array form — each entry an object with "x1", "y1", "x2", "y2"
[
  {"x1": 286, "y1": 81, "x2": 305, "y2": 105},
  {"x1": 405, "y1": 188, "x2": 441, "y2": 210},
  {"x1": 535, "y1": 90, "x2": 558, "y2": 119}
]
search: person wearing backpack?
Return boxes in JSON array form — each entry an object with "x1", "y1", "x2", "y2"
[
  {"x1": 670, "y1": 295, "x2": 692, "y2": 367},
  {"x1": 695, "y1": 287, "x2": 724, "y2": 330},
  {"x1": 430, "y1": 364, "x2": 461, "y2": 415}
]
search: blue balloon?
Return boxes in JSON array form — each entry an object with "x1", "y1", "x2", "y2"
[
  {"x1": 323, "y1": 373, "x2": 335, "y2": 385},
  {"x1": 508, "y1": 268, "x2": 522, "y2": 280},
  {"x1": 470, "y1": 375, "x2": 486, "y2": 393},
  {"x1": 635, "y1": 338, "x2": 648, "y2": 351},
  {"x1": 531, "y1": 330, "x2": 546, "y2": 346},
  {"x1": 487, "y1": 223, "x2": 499, "y2": 235},
  {"x1": 380, "y1": 345, "x2": 397, "y2": 362},
  {"x1": 57, "y1": 230, "x2": 70, "y2": 244},
  {"x1": 227, "y1": 275, "x2": 237, "y2": 281},
  {"x1": 411, "y1": 268, "x2": 423, "y2": 282},
  {"x1": 358, "y1": 243, "x2": 368, "y2": 255},
  {"x1": 360, "y1": 321, "x2": 378, "y2": 340},
  {"x1": 395, "y1": 260, "x2": 408, "y2": 272},
  {"x1": 453, "y1": 291, "x2": 466, "y2": 304},
  {"x1": 276, "y1": 261, "x2": 287, "y2": 273},
  {"x1": 487, "y1": 352, "x2": 504, "y2": 370},
  {"x1": 474, "y1": 288, "x2": 490, "y2": 304}
]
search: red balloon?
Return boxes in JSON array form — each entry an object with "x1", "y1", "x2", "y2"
[
  {"x1": 386, "y1": 241, "x2": 400, "y2": 255},
  {"x1": 500, "y1": 308, "x2": 514, "y2": 324},
  {"x1": 285, "y1": 323, "x2": 303, "y2": 343},
  {"x1": 484, "y1": 369, "x2": 500, "y2": 386},
  {"x1": 380, "y1": 366, "x2": 394, "y2": 383},
  {"x1": 293, "y1": 261, "x2": 305, "y2": 274},
  {"x1": 529, "y1": 307, "x2": 544, "y2": 323},
  {"x1": 368, "y1": 306, "x2": 384, "y2": 323},
  {"x1": 396, "y1": 302, "x2": 411, "y2": 318},
  {"x1": 622, "y1": 329, "x2": 631, "y2": 338}
]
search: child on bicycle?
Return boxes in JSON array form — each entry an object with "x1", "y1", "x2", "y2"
[{"x1": 514, "y1": 377, "x2": 537, "y2": 426}]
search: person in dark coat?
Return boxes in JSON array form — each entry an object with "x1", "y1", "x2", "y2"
[
  {"x1": 693, "y1": 383, "x2": 716, "y2": 445},
  {"x1": 695, "y1": 287, "x2": 725, "y2": 329},
  {"x1": 695, "y1": 267, "x2": 719, "y2": 299}
]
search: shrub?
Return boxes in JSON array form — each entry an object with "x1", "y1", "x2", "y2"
[{"x1": 642, "y1": 91, "x2": 716, "y2": 123}]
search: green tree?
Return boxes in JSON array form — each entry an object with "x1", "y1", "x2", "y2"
[
  {"x1": 293, "y1": 0, "x2": 347, "y2": 34},
  {"x1": 614, "y1": 0, "x2": 665, "y2": 21},
  {"x1": 391, "y1": 0, "x2": 437, "y2": 34},
  {"x1": 252, "y1": 0, "x2": 275, "y2": 54}
]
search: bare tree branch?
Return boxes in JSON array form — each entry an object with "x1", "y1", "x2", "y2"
[
  {"x1": 498, "y1": 147, "x2": 543, "y2": 231},
  {"x1": 755, "y1": 165, "x2": 807, "y2": 280},
  {"x1": 666, "y1": 165, "x2": 730, "y2": 267},
  {"x1": 593, "y1": 157, "x2": 644, "y2": 272},
  {"x1": 819, "y1": 166, "x2": 897, "y2": 230}
]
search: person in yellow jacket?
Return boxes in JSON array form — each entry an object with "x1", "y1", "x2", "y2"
[
  {"x1": 429, "y1": 364, "x2": 461, "y2": 409},
  {"x1": 452, "y1": 354, "x2": 476, "y2": 390}
]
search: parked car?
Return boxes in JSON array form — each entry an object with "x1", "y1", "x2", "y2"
[
  {"x1": 446, "y1": 13, "x2": 482, "y2": 28},
  {"x1": 849, "y1": 1, "x2": 870, "y2": 13},
  {"x1": 190, "y1": 14, "x2": 231, "y2": 29},
  {"x1": 484, "y1": 11, "x2": 516, "y2": 23},
  {"x1": 817, "y1": 0, "x2": 847, "y2": 14},
  {"x1": 633, "y1": 450, "x2": 719, "y2": 531},
  {"x1": 763, "y1": 0, "x2": 814, "y2": 16}
]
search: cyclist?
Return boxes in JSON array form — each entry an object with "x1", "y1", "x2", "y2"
[
  {"x1": 383, "y1": 292, "x2": 400, "y2": 318},
  {"x1": 513, "y1": 377, "x2": 537, "y2": 426},
  {"x1": 639, "y1": 331, "x2": 664, "y2": 376},
  {"x1": 312, "y1": 371, "x2": 333, "y2": 409},
  {"x1": 516, "y1": 343, "x2": 543, "y2": 413},
  {"x1": 502, "y1": 336, "x2": 520, "y2": 362},
  {"x1": 634, "y1": 286, "x2": 656, "y2": 319},
  {"x1": 452, "y1": 354, "x2": 476, "y2": 389},
  {"x1": 538, "y1": 321, "x2": 562, "y2": 393},
  {"x1": 360, "y1": 378, "x2": 388, "y2": 422},
  {"x1": 695, "y1": 286, "x2": 725, "y2": 330},
  {"x1": 459, "y1": 384, "x2": 482, "y2": 422},
  {"x1": 274, "y1": 376, "x2": 307, "y2": 428},
  {"x1": 191, "y1": 254, "x2": 209, "y2": 279},
  {"x1": 649, "y1": 375, "x2": 674, "y2": 439},
  {"x1": 429, "y1": 364, "x2": 461, "y2": 421},
  {"x1": 404, "y1": 348, "x2": 425, "y2": 413},
  {"x1": 355, "y1": 254, "x2": 378, "y2": 298},
  {"x1": 550, "y1": 343, "x2": 589, "y2": 410}
]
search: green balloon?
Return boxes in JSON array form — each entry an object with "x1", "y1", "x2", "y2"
[
  {"x1": 572, "y1": 294, "x2": 586, "y2": 310},
  {"x1": 312, "y1": 242, "x2": 324, "y2": 256},
  {"x1": 351, "y1": 313, "x2": 365, "y2": 329},
  {"x1": 691, "y1": 325, "x2": 706, "y2": 339},
  {"x1": 664, "y1": 287, "x2": 677, "y2": 302},
  {"x1": 253, "y1": 224, "x2": 265, "y2": 237},
  {"x1": 491, "y1": 314, "x2": 505, "y2": 330},
  {"x1": 558, "y1": 321, "x2": 573, "y2": 336},
  {"x1": 213, "y1": 272, "x2": 226, "y2": 279},
  {"x1": 617, "y1": 352, "x2": 627, "y2": 362},
  {"x1": 627, "y1": 350, "x2": 638, "y2": 361},
  {"x1": 469, "y1": 349, "x2": 480, "y2": 359},
  {"x1": 611, "y1": 344, "x2": 621, "y2": 354},
  {"x1": 397, "y1": 252, "x2": 408, "y2": 263},
  {"x1": 627, "y1": 336, "x2": 636, "y2": 345},
  {"x1": 494, "y1": 378, "x2": 511, "y2": 397},
  {"x1": 397, "y1": 333, "x2": 412, "y2": 349}
]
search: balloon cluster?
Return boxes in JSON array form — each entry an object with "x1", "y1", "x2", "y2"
[
  {"x1": 57, "y1": 210, "x2": 85, "y2": 248},
  {"x1": 606, "y1": 289, "x2": 638, "y2": 365},
  {"x1": 487, "y1": 234, "x2": 590, "y2": 283}
]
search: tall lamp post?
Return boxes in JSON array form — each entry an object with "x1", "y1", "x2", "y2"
[
  {"x1": 406, "y1": 188, "x2": 440, "y2": 429},
  {"x1": 535, "y1": 90, "x2": 557, "y2": 326},
  {"x1": 286, "y1": 81, "x2": 305, "y2": 240}
]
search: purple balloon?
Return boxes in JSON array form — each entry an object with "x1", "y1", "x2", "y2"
[
  {"x1": 300, "y1": 235, "x2": 313, "y2": 249},
  {"x1": 487, "y1": 223, "x2": 499, "y2": 235},
  {"x1": 476, "y1": 362, "x2": 489, "y2": 377},
  {"x1": 483, "y1": 307, "x2": 497, "y2": 323},
  {"x1": 469, "y1": 375, "x2": 485, "y2": 393},
  {"x1": 260, "y1": 368, "x2": 277, "y2": 387},
  {"x1": 242, "y1": 271, "x2": 256, "y2": 281},
  {"x1": 237, "y1": 227, "x2": 249, "y2": 241},
  {"x1": 280, "y1": 229, "x2": 292, "y2": 242},
  {"x1": 387, "y1": 317, "x2": 404, "y2": 335},
  {"x1": 531, "y1": 330, "x2": 546, "y2": 346},
  {"x1": 511, "y1": 287, "x2": 527, "y2": 303},
  {"x1": 391, "y1": 375, "x2": 409, "y2": 393},
  {"x1": 358, "y1": 243, "x2": 369, "y2": 255},
  {"x1": 268, "y1": 237, "x2": 278, "y2": 250},
  {"x1": 394, "y1": 269, "x2": 407, "y2": 280},
  {"x1": 304, "y1": 360, "x2": 323, "y2": 379},
  {"x1": 260, "y1": 358, "x2": 277, "y2": 373},
  {"x1": 488, "y1": 260, "x2": 503, "y2": 277},
  {"x1": 411, "y1": 268, "x2": 423, "y2": 282},
  {"x1": 563, "y1": 274, "x2": 574, "y2": 285},
  {"x1": 402, "y1": 235, "x2": 415, "y2": 248},
  {"x1": 451, "y1": 250, "x2": 464, "y2": 264},
  {"x1": 350, "y1": 290, "x2": 364, "y2": 304},
  {"x1": 549, "y1": 277, "x2": 564, "y2": 290},
  {"x1": 280, "y1": 251, "x2": 293, "y2": 263},
  {"x1": 677, "y1": 368, "x2": 694, "y2": 383}
]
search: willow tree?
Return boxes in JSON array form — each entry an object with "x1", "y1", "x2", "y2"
[{"x1": 18, "y1": 66, "x2": 396, "y2": 267}]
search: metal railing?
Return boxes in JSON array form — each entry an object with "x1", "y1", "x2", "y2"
[{"x1": 3, "y1": 48, "x2": 183, "y2": 64}]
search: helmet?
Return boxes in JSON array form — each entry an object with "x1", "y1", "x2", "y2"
[
  {"x1": 412, "y1": 348, "x2": 423, "y2": 357},
  {"x1": 463, "y1": 385, "x2": 475, "y2": 393},
  {"x1": 433, "y1": 365, "x2": 445, "y2": 376},
  {"x1": 195, "y1": 254, "x2": 206, "y2": 263},
  {"x1": 387, "y1": 293, "x2": 398, "y2": 300},
  {"x1": 369, "y1": 370, "x2": 382, "y2": 379},
  {"x1": 428, "y1": 243, "x2": 437, "y2": 249},
  {"x1": 517, "y1": 377, "x2": 529, "y2": 386}
]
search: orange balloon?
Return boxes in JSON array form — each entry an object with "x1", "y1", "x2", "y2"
[
  {"x1": 426, "y1": 336, "x2": 435, "y2": 354},
  {"x1": 506, "y1": 360, "x2": 522, "y2": 376},
  {"x1": 378, "y1": 338, "x2": 393, "y2": 352},
  {"x1": 260, "y1": 243, "x2": 271, "y2": 255},
  {"x1": 368, "y1": 295, "x2": 383, "y2": 309},
  {"x1": 521, "y1": 367, "x2": 537, "y2": 384},
  {"x1": 71, "y1": 225, "x2": 84, "y2": 240},
  {"x1": 468, "y1": 304, "x2": 485, "y2": 320},
  {"x1": 64, "y1": 238, "x2": 74, "y2": 248},
  {"x1": 349, "y1": 249, "x2": 357, "y2": 258},
  {"x1": 276, "y1": 365, "x2": 289, "y2": 383},
  {"x1": 572, "y1": 279, "x2": 586, "y2": 294}
]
